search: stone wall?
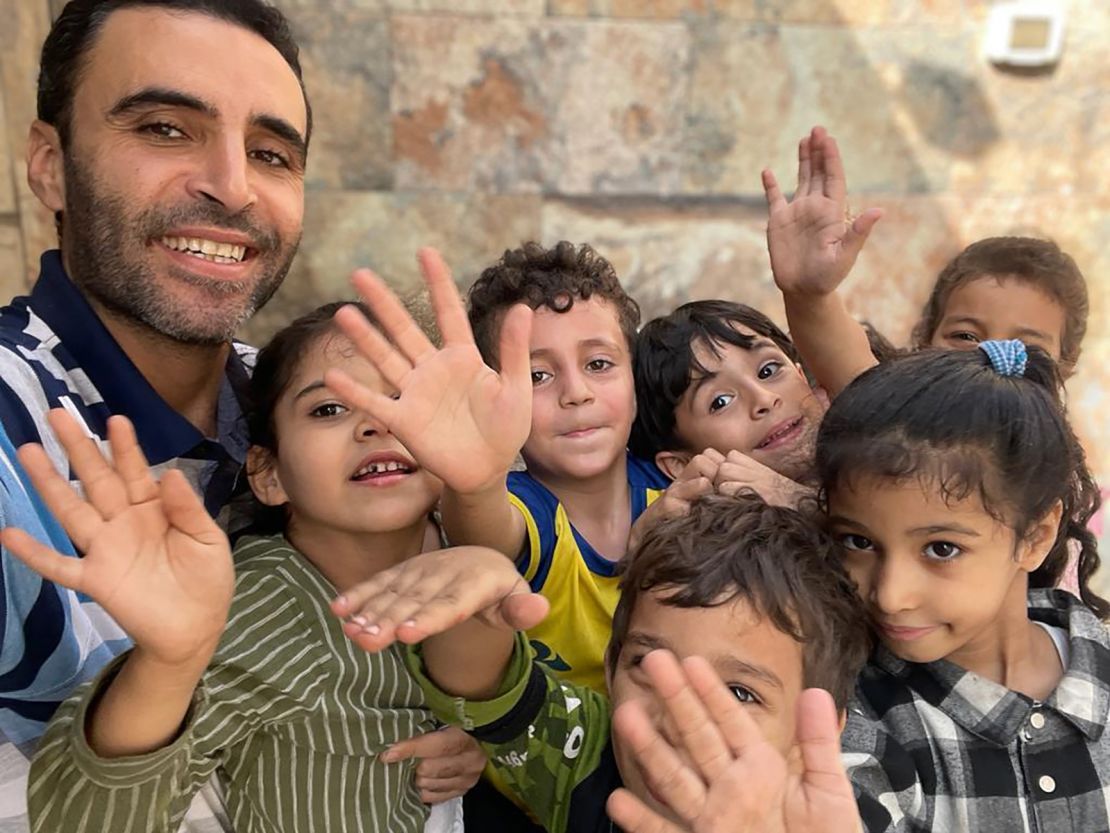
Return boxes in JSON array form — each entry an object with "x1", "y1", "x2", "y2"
[{"x1": 2, "y1": 0, "x2": 1107, "y2": 484}]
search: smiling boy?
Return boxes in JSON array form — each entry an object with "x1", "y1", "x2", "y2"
[{"x1": 332, "y1": 495, "x2": 871, "y2": 833}]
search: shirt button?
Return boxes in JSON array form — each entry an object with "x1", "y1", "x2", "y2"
[
  {"x1": 1039, "y1": 775, "x2": 1056, "y2": 794},
  {"x1": 1030, "y1": 712, "x2": 1046, "y2": 730}
]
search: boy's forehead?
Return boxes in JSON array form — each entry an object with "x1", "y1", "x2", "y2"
[{"x1": 528, "y1": 296, "x2": 628, "y2": 349}]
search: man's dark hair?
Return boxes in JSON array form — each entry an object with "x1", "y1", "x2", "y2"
[
  {"x1": 38, "y1": 0, "x2": 312, "y2": 148},
  {"x1": 608, "y1": 494, "x2": 871, "y2": 710},
  {"x1": 629, "y1": 300, "x2": 801, "y2": 459},
  {"x1": 467, "y1": 241, "x2": 639, "y2": 369}
]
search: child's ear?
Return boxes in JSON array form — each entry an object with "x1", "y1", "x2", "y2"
[
  {"x1": 26, "y1": 120, "x2": 66, "y2": 214},
  {"x1": 654, "y1": 450, "x2": 691, "y2": 480},
  {"x1": 1017, "y1": 500, "x2": 1064, "y2": 573},
  {"x1": 246, "y1": 446, "x2": 289, "y2": 507}
]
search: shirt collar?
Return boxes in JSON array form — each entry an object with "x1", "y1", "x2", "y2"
[
  {"x1": 31, "y1": 250, "x2": 250, "y2": 464},
  {"x1": 869, "y1": 589, "x2": 1110, "y2": 745}
]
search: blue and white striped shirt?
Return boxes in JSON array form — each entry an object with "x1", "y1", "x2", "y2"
[{"x1": 0, "y1": 250, "x2": 253, "y2": 831}]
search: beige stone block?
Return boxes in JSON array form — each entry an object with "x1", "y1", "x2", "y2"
[
  {"x1": 549, "y1": 0, "x2": 962, "y2": 24},
  {"x1": 241, "y1": 190, "x2": 542, "y2": 343},
  {"x1": 286, "y1": 9, "x2": 392, "y2": 190},
  {"x1": 548, "y1": 0, "x2": 710, "y2": 17},
  {"x1": 0, "y1": 83, "x2": 15, "y2": 215},
  {"x1": 0, "y1": 220, "x2": 26, "y2": 298},
  {"x1": 390, "y1": 0, "x2": 544, "y2": 12},
  {"x1": 391, "y1": 16, "x2": 689, "y2": 195}
]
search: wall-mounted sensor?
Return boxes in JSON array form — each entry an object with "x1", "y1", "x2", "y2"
[{"x1": 983, "y1": 1, "x2": 1066, "y2": 67}]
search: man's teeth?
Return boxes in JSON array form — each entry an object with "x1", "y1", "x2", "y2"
[
  {"x1": 161, "y1": 236, "x2": 247, "y2": 264},
  {"x1": 354, "y1": 461, "x2": 411, "y2": 477}
]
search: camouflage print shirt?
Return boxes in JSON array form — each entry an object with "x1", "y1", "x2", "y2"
[{"x1": 406, "y1": 634, "x2": 622, "y2": 833}]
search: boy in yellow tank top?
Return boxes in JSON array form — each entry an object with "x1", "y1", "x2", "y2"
[{"x1": 324, "y1": 243, "x2": 665, "y2": 695}]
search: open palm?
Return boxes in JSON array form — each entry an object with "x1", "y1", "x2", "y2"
[
  {"x1": 763, "y1": 126, "x2": 881, "y2": 297},
  {"x1": 326, "y1": 248, "x2": 533, "y2": 495},
  {"x1": 1, "y1": 410, "x2": 234, "y2": 667}
]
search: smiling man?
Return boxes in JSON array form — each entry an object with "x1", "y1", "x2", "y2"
[{"x1": 0, "y1": 2, "x2": 308, "y2": 829}]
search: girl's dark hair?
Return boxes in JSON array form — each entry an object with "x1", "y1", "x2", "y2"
[
  {"x1": 911, "y1": 237, "x2": 1087, "y2": 368},
  {"x1": 816, "y1": 346, "x2": 1108, "y2": 619},
  {"x1": 629, "y1": 300, "x2": 800, "y2": 459},
  {"x1": 245, "y1": 301, "x2": 370, "y2": 533}
]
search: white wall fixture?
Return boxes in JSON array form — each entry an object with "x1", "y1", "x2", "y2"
[{"x1": 983, "y1": 0, "x2": 1067, "y2": 67}]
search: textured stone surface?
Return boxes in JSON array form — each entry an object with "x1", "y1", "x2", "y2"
[
  {"x1": 242, "y1": 190, "x2": 542, "y2": 343},
  {"x1": 288, "y1": 9, "x2": 393, "y2": 190},
  {"x1": 0, "y1": 221, "x2": 24, "y2": 300},
  {"x1": 391, "y1": 16, "x2": 689, "y2": 194},
  {"x1": 549, "y1": 0, "x2": 964, "y2": 24},
  {"x1": 0, "y1": 84, "x2": 15, "y2": 216}
]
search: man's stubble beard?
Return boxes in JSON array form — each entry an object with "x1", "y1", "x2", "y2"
[{"x1": 60, "y1": 152, "x2": 300, "y2": 346}]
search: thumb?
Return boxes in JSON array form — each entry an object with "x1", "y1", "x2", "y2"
[
  {"x1": 500, "y1": 591, "x2": 549, "y2": 631},
  {"x1": 498, "y1": 304, "x2": 535, "y2": 394},
  {"x1": 1, "y1": 526, "x2": 86, "y2": 594},
  {"x1": 840, "y1": 207, "x2": 882, "y2": 263},
  {"x1": 796, "y1": 688, "x2": 848, "y2": 789},
  {"x1": 381, "y1": 733, "x2": 426, "y2": 763},
  {"x1": 160, "y1": 470, "x2": 227, "y2": 548}
]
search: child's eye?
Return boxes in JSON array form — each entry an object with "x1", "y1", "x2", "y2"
[
  {"x1": 728, "y1": 685, "x2": 759, "y2": 704},
  {"x1": 586, "y1": 358, "x2": 614, "y2": 372},
  {"x1": 708, "y1": 393, "x2": 734, "y2": 413},
  {"x1": 141, "y1": 122, "x2": 186, "y2": 139},
  {"x1": 923, "y1": 541, "x2": 962, "y2": 561},
  {"x1": 310, "y1": 402, "x2": 347, "y2": 418},
  {"x1": 530, "y1": 369, "x2": 552, "y2": 386},
  {"x1": 839, "y1": 533, "x2": 875, "y2": 551},
  {"x1": 947, "y1": 331, "x2": 980, "y2": 344},
  {"x1": 757, "y1": 360, "x2": 783, "y2": 380}
]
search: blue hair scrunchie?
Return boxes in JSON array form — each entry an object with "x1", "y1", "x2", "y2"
[{"x1": 978, "y1": 339, "x2": 1028, "y2": 377}]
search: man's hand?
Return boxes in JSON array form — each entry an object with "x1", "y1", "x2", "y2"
[
  {"x1": 628, "y1": 451, "x2": 722, "y2": 553},
  {"x1": 605, "y1": 651, "x2": 860, "y2": 833},
  {"x1": 714, "y1": 451, "x2": 812, "y2": 508},
  {"x1": 331, "y1": 545, "x2": 548, "y2": 653},
  {"x1": 1, "y1": 409, "x2": 233, "y2": 668},
  {"x1": 383, "y1": 727, "x2": 487, "y2": 804},
  {"x1": 325, "y1": 248, "x2": 533, "y2": 496},
  {"x1": 763, "y1": 126, "x2": 882, "y2": 299}
]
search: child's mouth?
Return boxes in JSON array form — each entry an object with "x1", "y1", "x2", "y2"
[
  {"x1": 350, "y1": 458, "x2": 415, "y2": 484},
  {"x1": 755, "y1": 416, "x2": 803, "y2": 450}
]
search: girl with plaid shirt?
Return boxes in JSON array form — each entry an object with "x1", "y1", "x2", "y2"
[{"x1": 816, "y1": 340, "x2": 1109, "y2": 833}]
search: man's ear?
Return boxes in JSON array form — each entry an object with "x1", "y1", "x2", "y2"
[
  {"x1": 26, "y1": 120, "x2": 66, "y2": 213},
  {"x1": 246, "y1": 446, "x2": 289, "y2": 507},
  {"x1": 654, "y1": 450, "x2": 691, "y2": 481},
  {"x1": 1017, "y1": 500, "x2": 1064, "y2": 573}
]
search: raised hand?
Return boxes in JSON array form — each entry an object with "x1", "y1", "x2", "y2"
[
  {"x1": 628, "y1": 450, "x2": 723, "y2": 554},
  {"x1": 325, "y1": 248, "x2": 533, "y2": 495},
  {"x1": 714, "y1": 450, "x2": 812, "y2": 508},
  {"x1": 763, "y1": 126, "x2": 882, "y2": 298},
  {"x1": 332, "y1": 545, "x2": 549, "y2": 654},
  {"x1": 605, "y1": 651, "x2": 860, "y2": 833},
  {"x1": 0, "y1": 409, "x2": 234, "y2": 668}
]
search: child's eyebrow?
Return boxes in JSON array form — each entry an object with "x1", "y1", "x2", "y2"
[
  {"x1": 529, "y1": 337, "x2": 622, "y2": 358},
  {"x1": 907, "y1": 523, "x2": 981, "y2": 537},
  {"x1": 713, "y1": 656, "x2": 784, "y2": 690},
  {"x1": 292, "y1": 380, "x2": 327, "y2": 401}
]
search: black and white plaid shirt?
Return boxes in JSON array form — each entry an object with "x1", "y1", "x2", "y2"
[{"x1": 844, "y1": 589, "x2": 1110, "y2": 833}]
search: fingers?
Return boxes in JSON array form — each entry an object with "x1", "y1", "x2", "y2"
[
  {"x1": 384, "y1": 726, "x2": 473, "y2": 764},
  {"x1": 606, "y1": 788, "x2": 684, "y2": 833},
  {"x1": 807, "y1": 126, "x2": 826, "y2": 197},
  {"x1": 349, "y1": 268, "x2": 438, "y2": 366},
  {"x1": 332, "y1": 301, "x2": 413, "y2": 391},
  {"x1": 841, "y1": 207, "x2": 884, "y2": 263},
  {"x1": 762, "y1": 168, "x2": 786, "y2": 212},
  {"x1": 322, "y1": 367, "x2": 399, "y2": 427},
  {"x1": 0, "y1": 526, "x2": 86, "y2": 593},
  {"x1": 676, "y1": 451, "x2": 721, "y2": 482},
  {"x1": 797, "y1": 132, "x2": 812, "y2": 195},
  {"x1": 417, "y1": 248, "x2": 472, "y2": 347},
  {"x1": 160, "y1": 470, "x2": 227, "y2": 547},
  {"x1": 45, "y1": 409, "x2": 128, "y2": 520},
  {"x1": 796, "y1": 688, "x2": 850, "y2": 789},
  {"x1": 16, "y1": 443, "x2": 104, "y2": 552},
  {"x1": 641, "y1": 651, "x2": 734, "y2": 783},
  {"x1": 417, "y1": 779, "x2": 472, "y2": 805},
  {"x1": 819, "y1": 129, "x2": 846, "y2": 203},
  {"x1": 105, "y1": 416, "x2": 159, "y2": 505},
  {"x1": 496, "y1": 303, "x2": 535, "y2": 395},
  {"x1": 498, "y1": 590, "x2": 549, "y2": 632},
  {"x1": 611, "y1": 699, "x2": 706, "y2": 822},
  {"x1": 681, "y1": 655, "x2": 766, "y2": 760}
]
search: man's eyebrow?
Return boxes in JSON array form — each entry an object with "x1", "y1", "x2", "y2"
[
  {"x1": 109, "y1": 87, "x2": 216, "y2": 119},
  {"x1": 108, "y1": 87, "x2": 307, "y2": 165}
]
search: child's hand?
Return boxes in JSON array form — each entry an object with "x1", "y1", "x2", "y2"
[
  {"x1": 605, "y1": 651, "x2": 860, "y2": 833},
  {"x1": 714, "y1": 451, "x2": 812, "y2": 508},
  {"x1": 325, "y1": 248, "x2": 533, "y2": 496},
  {"x1": 0, "y1": 409, "x2": 234, "y2": 670},
  {"x1": 383, "y1": 726, "x2": 487, "y2": 804},
  {"x1": 331, "y1": 545, "x2": 549, "y2": 653},
  {"x1": 763, "y1": 126, "x2": 882, "y2": 298},
  {"x1": 628, "y1": 450, "x2": 723, "y2": 553}
]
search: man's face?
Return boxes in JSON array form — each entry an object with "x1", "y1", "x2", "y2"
[
  {"x1": 54, "y1": 8, "x2": 307, "y2": 345},
  {"x1": 608, "y1": 591, "x2": 806, "y2": 825},
  {"x1": 670, "y1": 330, "x2": 827, "y2": 481}
]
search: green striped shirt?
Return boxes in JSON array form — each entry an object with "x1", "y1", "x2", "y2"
[{"x1": 28, "y1": 535, "x2": 435, "y2": 833}]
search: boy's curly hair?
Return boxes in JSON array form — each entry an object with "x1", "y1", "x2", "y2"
[{"x1": 467, "y1": 241, "x2": 640, "y2": 368}]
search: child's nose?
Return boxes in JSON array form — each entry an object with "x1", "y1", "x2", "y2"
[
  {"x1": 559, "y1": 371, "x2": 594, "y2": 407},
  {"x1": 872, "y1": 553, "x2": 921, "y2": 615},
  {"x1": 356, "y1": 412, "x2": 389, "y2": 438},
  {"x1": 747, "y1": 383, "x2": 781, "y2": 417}
]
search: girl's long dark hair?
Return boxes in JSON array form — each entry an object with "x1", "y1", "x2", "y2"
[{"x1": 816, "y1": 346, "x2": 1108, "y2": 619}]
